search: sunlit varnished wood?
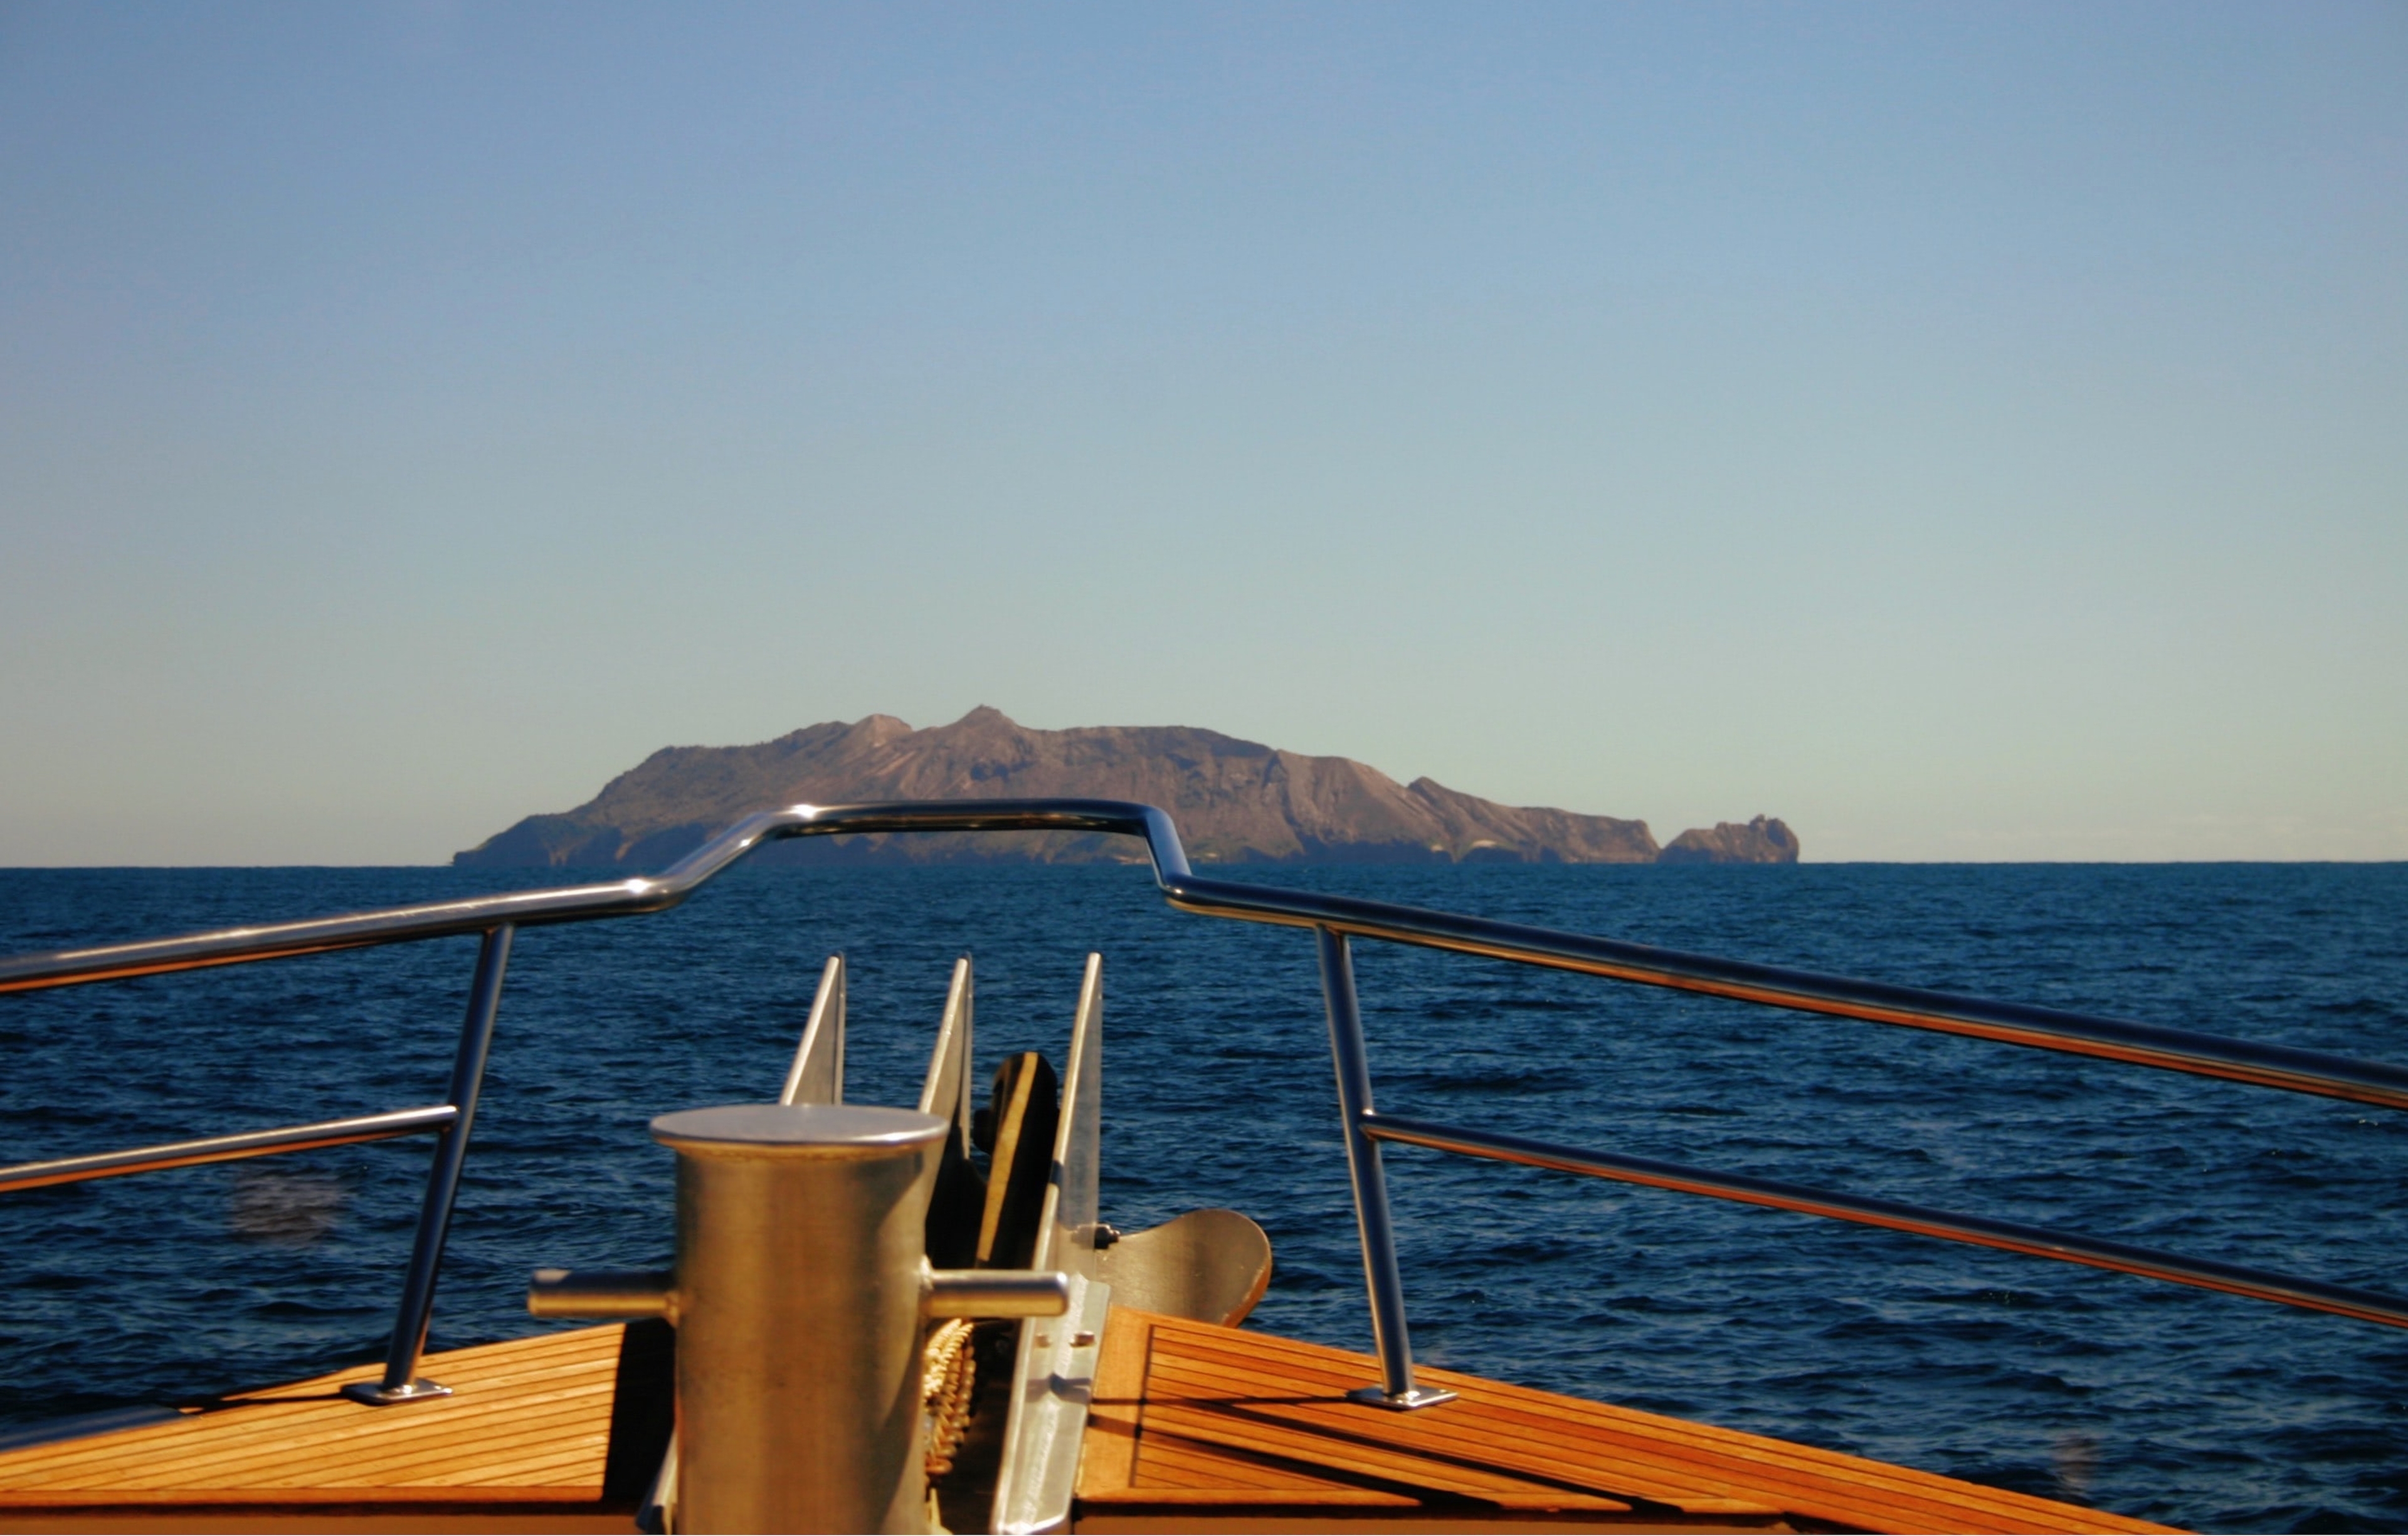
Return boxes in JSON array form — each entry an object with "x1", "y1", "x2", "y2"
[
  {"x1": 0, "y1": 1326, "x2": 648, "y2": 1533},
  {"x1": 0, "y1": 1308, "x2": 2189, "y2": 1535},
  {"x1": 1074, "y1": 1308, "x2": 2183, "y2": 1535}
]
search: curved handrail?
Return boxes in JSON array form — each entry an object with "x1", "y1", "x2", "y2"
[
  {"x1": 4, "y1": 796, "x2": 2405, "y2": 1112},
  {"x1": 0, "y1": 801, "x2": 1187, "y2": 992}
]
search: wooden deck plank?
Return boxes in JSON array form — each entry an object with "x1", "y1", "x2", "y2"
[
  {"x1": 1138, "y1": 1439, "x2": 1347, "y2": 1488},
  {"x1": 1133, "y1": 1451, "x2": 1313, "y2": 1494},
  {"x1": 44, "y1": 1391, "x2": 618, "y2": 1491},
  {"x1": 1134, "y1": 1433, "x2": 1470, "y2": 1503},
  {"x1": 1188, "y1": 1396, "x2": 2083, "y2": 1530},
  {"x1": 1154, "y1": 1333, "x2": 1925, "y2": 1504},
  {"x1": 1156, "y1": 1389, "x2": 1981, "y2": 1530},
  {"x1": 0, "y1": 1488, "x2": 622, "y2": 1513},
  {"x1": 8, "y1": 1375, "x2": 615, "y2": 1490},
  {"x1": 1138, "y1": 1346, "x2": 1909, "y2": 1518},
  {"x1": 1447, "y1": 1398, "x2": 2093, "y2": 1531},
  {"x1": 1133, "y1": 1320, "x2": 2153, "y2": 1535},
  {"x1": 1138, "y1": 1405, "x2": 1636, "y2": 1508},
  {"x1": 1137, "y1": 1359, "x2": 1726, "y2": 1502},
  {"x1": 3, "y1": 1335, "x2": 619, "y2": 1476},
  {"x1": 0, "y1": 1327, "x2": 634, "y2": 1512},
  {"x1": 1138, "y1": 1321, "x2": 2144, "y2": 1533},
  {"x1": 253, "y1": 1415, "x2": 611, "y2": 1488},
  {"x1": 1077, "y1": 1308, "x2": 2181, "y2": 1536}
]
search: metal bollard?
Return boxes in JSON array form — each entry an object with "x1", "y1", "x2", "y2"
[{"x1": 529, "y1": 1102, "x2": 1067, "y2": 1534}]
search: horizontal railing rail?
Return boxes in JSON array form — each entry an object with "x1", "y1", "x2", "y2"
[
  {"x1": 1361, "y1": 1112, "x2": 2408, "y2": 1330},
  {"x1": 1164, "y1": 873, "x2": 2408, "y2": 1113},
  {"x1": 5, "y1": 797, "x2": 2405, "y2": 1413},
  {"x1": 0, "y1": 1105, "x2": 459, "y2": 1195}
]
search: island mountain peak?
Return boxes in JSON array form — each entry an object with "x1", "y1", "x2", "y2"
[{"x1": 453, "y1": 710, "x2": 1798, "y2": 868}]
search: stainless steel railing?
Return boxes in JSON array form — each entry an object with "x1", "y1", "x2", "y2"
[
  {"x1": 5, "y1": 797, "x2": 2406, "y2": 1414},
  {"x1": 1, "y1": 922, "x2": 517, "y2": 1404},
  {"x1": 0, "y1": 1105, "x2": 460, "y2": 1195}
]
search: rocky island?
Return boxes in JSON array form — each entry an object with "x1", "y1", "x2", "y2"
[
  {"x1": 1660, "y1": 816, "x2": 1803, "y2": 865},
  {"x1": 453, "y1": 708, "x2": 1798, "y2": 868}
]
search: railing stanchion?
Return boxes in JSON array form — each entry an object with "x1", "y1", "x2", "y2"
[
  {"x1": 1316, "y1": 925, "x2": 1453, "y2": 1411},
  {"x1": 346, "y1": 922, "x2": 515, "y2": 1405}
]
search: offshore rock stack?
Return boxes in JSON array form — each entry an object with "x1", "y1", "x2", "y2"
[{"x1": 455, "y1": 708, "x2": 1798, "y2": 869}]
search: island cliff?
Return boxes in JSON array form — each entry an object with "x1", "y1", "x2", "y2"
[
  {"x1": 453, "y1": 708, "x2": 1795, "y2": 868},
  {"x1": 1659, "y1": 816, "x2": 1801, "y2": 865}
]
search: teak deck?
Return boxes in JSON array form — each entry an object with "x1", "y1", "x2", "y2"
[
  {"x1": 1076, "y1": 1308, "x2": 2180, "y2": 1535},
  {"x1": 0, "y1": 1312, "x2": 2178, "y2": 1534},
  {"x1": 0, "y1": 1324, "x2": 660, "y2": 1532}
]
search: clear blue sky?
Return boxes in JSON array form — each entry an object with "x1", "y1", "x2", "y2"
[{"x1": 3, "y1": 1, "x2": 2400, "y2": 863}]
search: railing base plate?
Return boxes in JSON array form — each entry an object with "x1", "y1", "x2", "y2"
[
  {"x1": 1348, "y1": 1384, "x2": 1456, "y2": 1412},
  {"x1": 340, "y1": 1379, "x2": 452, "y2": 1406}
]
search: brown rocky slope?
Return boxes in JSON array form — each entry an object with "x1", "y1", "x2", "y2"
[
  {"x1": 452, "y1": 708, "x2": 1795, "y2": 868},
  {"x1": 1659, "y1": 816, "x2": 1802, "y2": 865}
]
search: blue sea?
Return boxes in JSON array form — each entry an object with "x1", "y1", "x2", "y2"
[{"x1": 3, "y1": 861, "x2": 2405, "y2": 1532}]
